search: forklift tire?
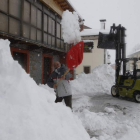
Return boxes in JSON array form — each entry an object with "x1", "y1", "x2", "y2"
[
  {"x1": 134, "y1": 92, "x2": 140, "y2": 103},
  {"x1": 111, "y1": 85, "x2": 119, "y2": 97}
]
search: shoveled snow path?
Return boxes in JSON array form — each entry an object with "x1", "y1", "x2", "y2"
[{"x1": 72, "y1": 94, "x2": 140, "y2": 140}]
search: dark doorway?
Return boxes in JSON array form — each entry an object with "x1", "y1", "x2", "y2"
[
  {"x1": 84, "y1": 66, "x2": 90, "y2": 74},
  {"x1": 42, "y1": 54, "x2": 53, "y2": 84},
  {"x1": 13, "y1": 52, "x2": 27, "y2": 71},
  {"x1": 11, "y1": 47, "x2": 29, "y2": 73},
  {"x1": 43, "y1": 57, "x2": 50, "y2": 84}
]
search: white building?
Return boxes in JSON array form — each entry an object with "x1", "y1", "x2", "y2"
[
  {"x1": 76, "y1": 20, "x2": 109, "y2": 74},
  {"x1": 128, "y1": 50, "x2": 140, "y2": 70}
]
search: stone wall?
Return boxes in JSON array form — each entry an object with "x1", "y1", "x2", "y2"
[{"x1": 29, "y1": 48, "x2": 43, "y2": 84}]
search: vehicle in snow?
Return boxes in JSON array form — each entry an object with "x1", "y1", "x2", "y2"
[{"x1": 98, "y1": 24, "x2": 140, "y2": 103}]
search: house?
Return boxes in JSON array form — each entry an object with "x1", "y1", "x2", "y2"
[
  {"x1": 127, "y1": 49, "x2": 140, "y2": 70},
  {"x1": 76, "y1": 20, "x2": 108, "y2": 74},
  {"x1": 0, "y1": 0, "x2": 83, "y2": 84}
]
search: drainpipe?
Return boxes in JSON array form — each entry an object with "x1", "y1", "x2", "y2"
[{"x1": 100, "y1": 19, "x2": 107, "y2": 64}]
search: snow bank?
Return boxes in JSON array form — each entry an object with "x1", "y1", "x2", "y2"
[
  {"x1": 78, "y1": 108, "x2": 130, "y2": 140},
  {"x1": 61, "y1": 10, "x2": 81, "y2": 44},
  {"x1": 0, "y1": 39, "x2": 90, "y2": 140},
  {"x1": 71, "y1": 64, "x2": 115, "y2": 97}
]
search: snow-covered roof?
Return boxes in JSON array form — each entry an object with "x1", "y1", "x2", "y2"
[
  {"x1": 128, "y1": 44, "x2": 140, "y2": 57},
  {"x1": 80, "y1": 29, "x2": 109, "y2": 36},
  {"x1": 128, "y1": 50, "x2": 140, "y2": 57},
  {"x1": 67, "y1": 0, "x2": 84, "y2": 20},
  {"x1": 83, "y1": 40, "x2": 94, "y2": 43}
]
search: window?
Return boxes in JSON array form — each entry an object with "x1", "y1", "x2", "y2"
[
  {"x1": 44, "y1": 7, "x2": 50, "y2": 15},
  {"x1": 57, "y1": 39, "x2": 60, "y2": 48},
  {"x1": 52, "y1": 20, "x2": 55, "y2": 36},
  {"x1": 30, "y1": 27, "x2": 36, "y2": 40},
  {"x1": 0, "y1": 13, "x2": 8, "y2": 32},
  {"x1": 57, "y1": 23, "x2": 60, "y2": 38},
  {"x1": 44, "y1": 33, "x2": 48, "y2": 44},
  {"x1": 48, "y1": 35, "x2": 51, "y2": 45},
  {"x1": 9, "y1": 18, "x2": 20, "y2": 35},
  {"x1": 84, "y1": 48, "x2": 92, "y2": 53},
  {"x1": 37, "y1": 30, "x2": 42, "y2": 42},
  {"x1": 84, "y1": 42, "x2": 93, "y2": 53},
  {"x1": 57, "y1": 17, "x2": 61, "y2": 23},
  {"x1": 44, "y1": 14, "x2": 48, "y2": 32},
  {"x1": 9, "y1": 0, "x2": 21, "y2": 18},
  {"x1": 0, "y1": 0, "x2": 65, "y2": 51},
  {"x1": 61, "y1": 27, "x2": 63, "y2": 39},
  {"x1": 23, "y1": 1, "x2": 30, "y2": 23},
  {"x1": 37, "y1": 10, "x2": 42, "y2": 29},
  {"x1": 31, "y1": 5, "x2": 37, "y2": 27},
  {"x1": 52, "y1": 37, "x2": 55, "y2": 46},
  {"x1": 0, "y1": 0, "x2": 8, "y2": 13},
  {"x1": 23, "y1": 24, "x2": 30, "y2": 38},
  {"x1": 34, "y1": 0, "x2": 42, "y2": 10},
  {"x1": 48, "y1": 17, "x2": 52, "y2": 34},
  {"x1": 61, "y1": 40, "x2": 64, "y2": 49},
  {"x1": 51, "y1": 12, "x2": 55, "y2": 19},
  {"x1": 84, "y1": 66, "x2": 90, "y2": 74}
]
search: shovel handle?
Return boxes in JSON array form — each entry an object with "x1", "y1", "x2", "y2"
[{"x1": 56, "y1": 69, "x2": 70, "y2": 87}]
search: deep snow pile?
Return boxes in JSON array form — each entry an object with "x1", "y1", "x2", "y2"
[
  {"x1": 61, "y1": 10, "x2": 81, "y2": 44},
  {"x1": 0, "y1": 39, "x2": 90, "y2": 140},
  {"x1": 70, "y1": 65, "x2": 140, "y2": 140},
  {"x1": 71, "y1": 64, "x2": 115, "y2": 97},
  {"x1": 72, "y1": 94, "x2": 140, "y2": 140}
]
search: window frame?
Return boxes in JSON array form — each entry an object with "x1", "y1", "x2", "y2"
[{"x1": 0, "y1": 0, "x2": 65, "y2": 51}]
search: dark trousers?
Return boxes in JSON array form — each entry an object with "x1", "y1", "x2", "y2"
[{"x1": 55, "y1": 95, "x2": 72, "y2": 109}]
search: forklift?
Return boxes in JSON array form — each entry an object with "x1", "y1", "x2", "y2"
[{"x1": 98, "y1": 24, "x2": 140, "y2": 103}]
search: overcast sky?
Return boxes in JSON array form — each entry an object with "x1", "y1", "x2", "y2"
[{"x1": 68, "y1": 0, "x2": 140, "y2": 63}]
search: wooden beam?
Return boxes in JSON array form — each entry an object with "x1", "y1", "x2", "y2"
[
  {"x1": 61, "y1": 6, "x2": 69, "y2": 9},
  {"x1": 60, "y1": 4, "x2": 68, "y2": 7},
  {"x1": 57, "y1": 1, "x2": 65, "y2": 5},
  {"x1": 53, "y1": 0, "x2": 68, "y2": 8}
]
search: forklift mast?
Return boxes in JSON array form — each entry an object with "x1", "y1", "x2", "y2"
[{"x1": 98, "y1": 24, "x2": 126, "y2": 84}]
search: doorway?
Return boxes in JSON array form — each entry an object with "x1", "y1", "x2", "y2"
[
  {"x1": 11, "y1": 47, "x2": 29, "y2": 73},
  {"x1": 84, "y1": 66, "x2": 90, "y2": 74},
  {"x1": 42, "y1": 54, "x2": 53, "y2": 84}
]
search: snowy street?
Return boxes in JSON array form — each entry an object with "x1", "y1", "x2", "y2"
[{"x1": 73, "y1": 94, "x2": 140, "y2": 140}]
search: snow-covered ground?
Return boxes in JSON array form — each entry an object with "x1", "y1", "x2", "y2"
[
  {"x1": 1, "y1": 39, "x2": 140, "y2": 140},
  {"x1": 70, "y1": 65, "x2": 140, "y2": 140},
  {"x1": 0, "y1": 39, "x2": 90, "y2": 140},
  {"x1": 73, "y1": 94, "x2": 140, "y2": 140}
]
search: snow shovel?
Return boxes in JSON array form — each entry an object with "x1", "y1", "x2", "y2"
[{"x1": 56, "y1": 41, "x2": 84, "y2": 86}]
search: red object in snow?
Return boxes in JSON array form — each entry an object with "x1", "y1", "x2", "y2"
[{"x1": 66, "y1": 41, "x2": 84, "y2": 69}]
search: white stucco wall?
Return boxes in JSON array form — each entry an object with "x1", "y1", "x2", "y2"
[
  {"x1": 76, "y1": 39, "x2": 104, "y2": 74},
  {"x1": 128, "y1": 52, "x2": 140, "y2": 70}
]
